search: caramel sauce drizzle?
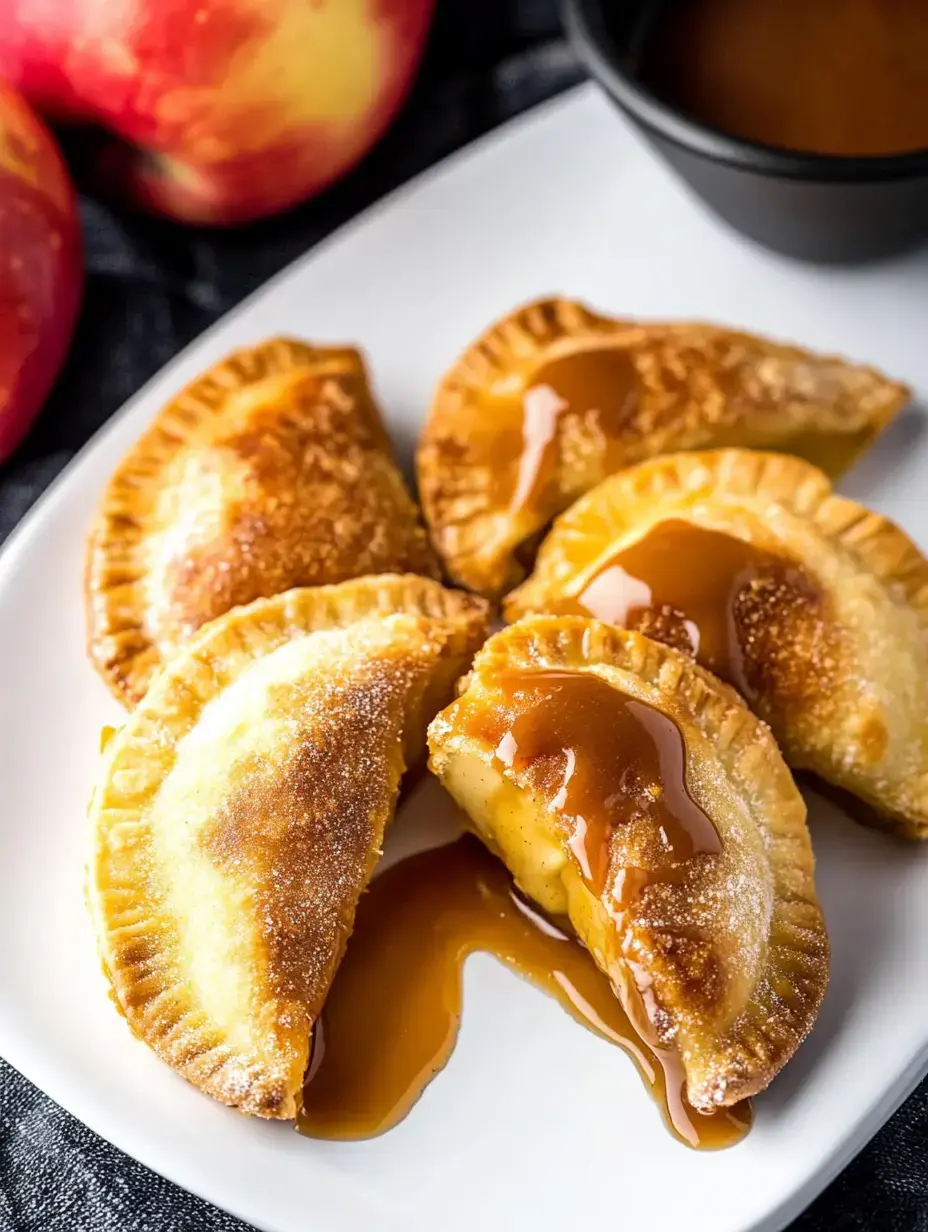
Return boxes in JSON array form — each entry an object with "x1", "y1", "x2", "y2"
[
  {"x1": 503, "y1": 350, "x2": 641, "y2": 515},
  {"x1": 298, "y1": 835, "x2": 748, "y2": 1150},
  {"x1": 566, "y1": 518, "x2": 809, "y2": 697},
  {"x1": 484, "y1": 668, "x2": 722, "y2": 892}
]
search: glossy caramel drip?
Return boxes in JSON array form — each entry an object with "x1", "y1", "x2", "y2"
[
  {"x1": 503, "y1": 349, "x2": 640, "y2": 515},
  {"x1": 460, "y1": 669, "x2": 740, "y2": 1139},
  {"x1": 472, "y1": 669, "x2": 721, "y2": 896},
  {"x1": 568, "y1": 519, "x2": 813, "y2": 698},
  {"x1": 298, "y1": 835, "x2": 748, "y2": 1149}
]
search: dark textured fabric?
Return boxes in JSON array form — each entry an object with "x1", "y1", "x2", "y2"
[{"x1": 0, "y1": 2, "x2": 924, "y2": 1229}]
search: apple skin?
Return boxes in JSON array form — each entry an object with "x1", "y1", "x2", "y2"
[
  {"x1": 0, "y1": 0, "x2": 435, "y2": 225},
  {"x1": 0, "y1": 77, "x2": 82, "y2": 464}
]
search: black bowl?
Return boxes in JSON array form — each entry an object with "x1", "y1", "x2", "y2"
[{"x1": 563, "y1": 0, "x2": 928, "y2": 263}]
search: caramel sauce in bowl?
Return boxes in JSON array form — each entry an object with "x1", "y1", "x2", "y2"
[
  {"x1": 638, "y1": 0, "x2": 928, "y2": 159},
  {"x1": 564, "y1": 0, "x2": 928, "y2": 260}
]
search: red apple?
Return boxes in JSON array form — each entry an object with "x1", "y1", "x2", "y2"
[
  {"x1": 0, "y1": 76, "x2": 81, "y2": 464},
  {"x1": 0, "y1": 0, "x2": 434, "y2": 225}
]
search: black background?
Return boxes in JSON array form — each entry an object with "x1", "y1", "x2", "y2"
[{"x1": 1, "y1": 2, "x2": 926, "y2": 1228}]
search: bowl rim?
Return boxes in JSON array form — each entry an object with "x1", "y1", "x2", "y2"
[{"x1": 562, "y1": 0, "x2": 928, "y2": 183}]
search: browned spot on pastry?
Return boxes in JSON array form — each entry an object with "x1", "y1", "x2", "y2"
[
  {"x1": 630, "y1": 607, "x2": 702, "y2": 658},
  {"x1": 735, "y1": 567, "x2": 841, "y2": 712},
  {"x1": 857, "y1": 713, "x2": 889, "y2": 764},
  {"x1": 654, "y1": 930, "x2": 724, "y2": 1016}
]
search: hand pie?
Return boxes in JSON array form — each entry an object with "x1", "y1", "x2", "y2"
[
  {"x1": 87, "y1": 338, "x2": 439, "y2": 706},
  {"x1": 507, "y1": 449, "x2": 928, "y2": 838},
  {"x1": 88, "y1": 575, "x2": 489, "y2": 1118},
  {"x1": 416, "y1": 296, "x2": 908, "y2": 596},
  {"x1": 428, "y1": 617, "x2": 828, "y2": 1111}
]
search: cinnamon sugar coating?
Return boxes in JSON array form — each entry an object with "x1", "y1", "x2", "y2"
[
  {"x1": 87, "y1": 338, "x2": 438, "y2": 706},
  {"x1": 88, "y1": 575, "x2": 489, "y2": 1118}
]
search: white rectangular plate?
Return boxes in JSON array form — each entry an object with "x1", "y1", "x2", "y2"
[{"x1": 2, "y1": 84, "x2": 928, "y2": 1232}]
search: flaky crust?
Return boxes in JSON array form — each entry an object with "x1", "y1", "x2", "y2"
[
  {"x1": 89, "y1": 575, "x2": 489, "y2": 1119},
  {"x1": 428, "y1": 617, "x2": 829, "y2": 1110},
  {"x1": 417, "y1": 296, "x2": 908, "y2": 596},
  {"x1": 507, "y1": 449, "x2": 928, "y2": 838},
  {"x1": 87, "y1": 338, "x2": 439, "y2": 707}
]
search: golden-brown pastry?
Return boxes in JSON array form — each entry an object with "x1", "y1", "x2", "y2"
[
  {"x1": 507, "y1": 449, "x2": 928, "y2": 838},
  {"x1": 87, "y1": 338, "x2": 439, "y2": 706},
  {"x1": 88, "y1": 575, "x2": 489, "y2": 1119},
  {"x1": 417, "y1": 297, "x2": 908, "y2": 596},
  {"x1": 428, "y1": 617, "x2": 829, "y2": 1111}
]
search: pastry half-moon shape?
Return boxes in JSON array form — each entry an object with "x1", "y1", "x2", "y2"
[
  {"x1": 506, "y1": 449, "x2": 928, "y2": 838},
  {"x1": 416, "y1": 296, "x2": 908, "y2": 596},
  {"x1": 428, "y1": 617, "x2": 829, "y2": 1111},
  {"x1": 87, "y1": 338, "x2": 439, "y2": 706},
  {"x1": 89, "y1": 575, "x2": 489, "y2": 1119}
]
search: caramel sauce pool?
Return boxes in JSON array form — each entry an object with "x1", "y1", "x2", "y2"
[
  {"x1": 298, "y1": 834, "x2": 749, "y2": 1149},
  {"x1": 637, "y1": 0, "x2": 928, "y2": 157},
  {"x1": 565, "y1": 518, "x2": 809, "y2": 698}
]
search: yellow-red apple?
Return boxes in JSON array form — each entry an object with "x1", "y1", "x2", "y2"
[
  {"x1": 0, "y1": 0, "x2": 435, "y2": 225},
  {"x1": 0, "y1": 77, "x2": 81, "y2": 464}
]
